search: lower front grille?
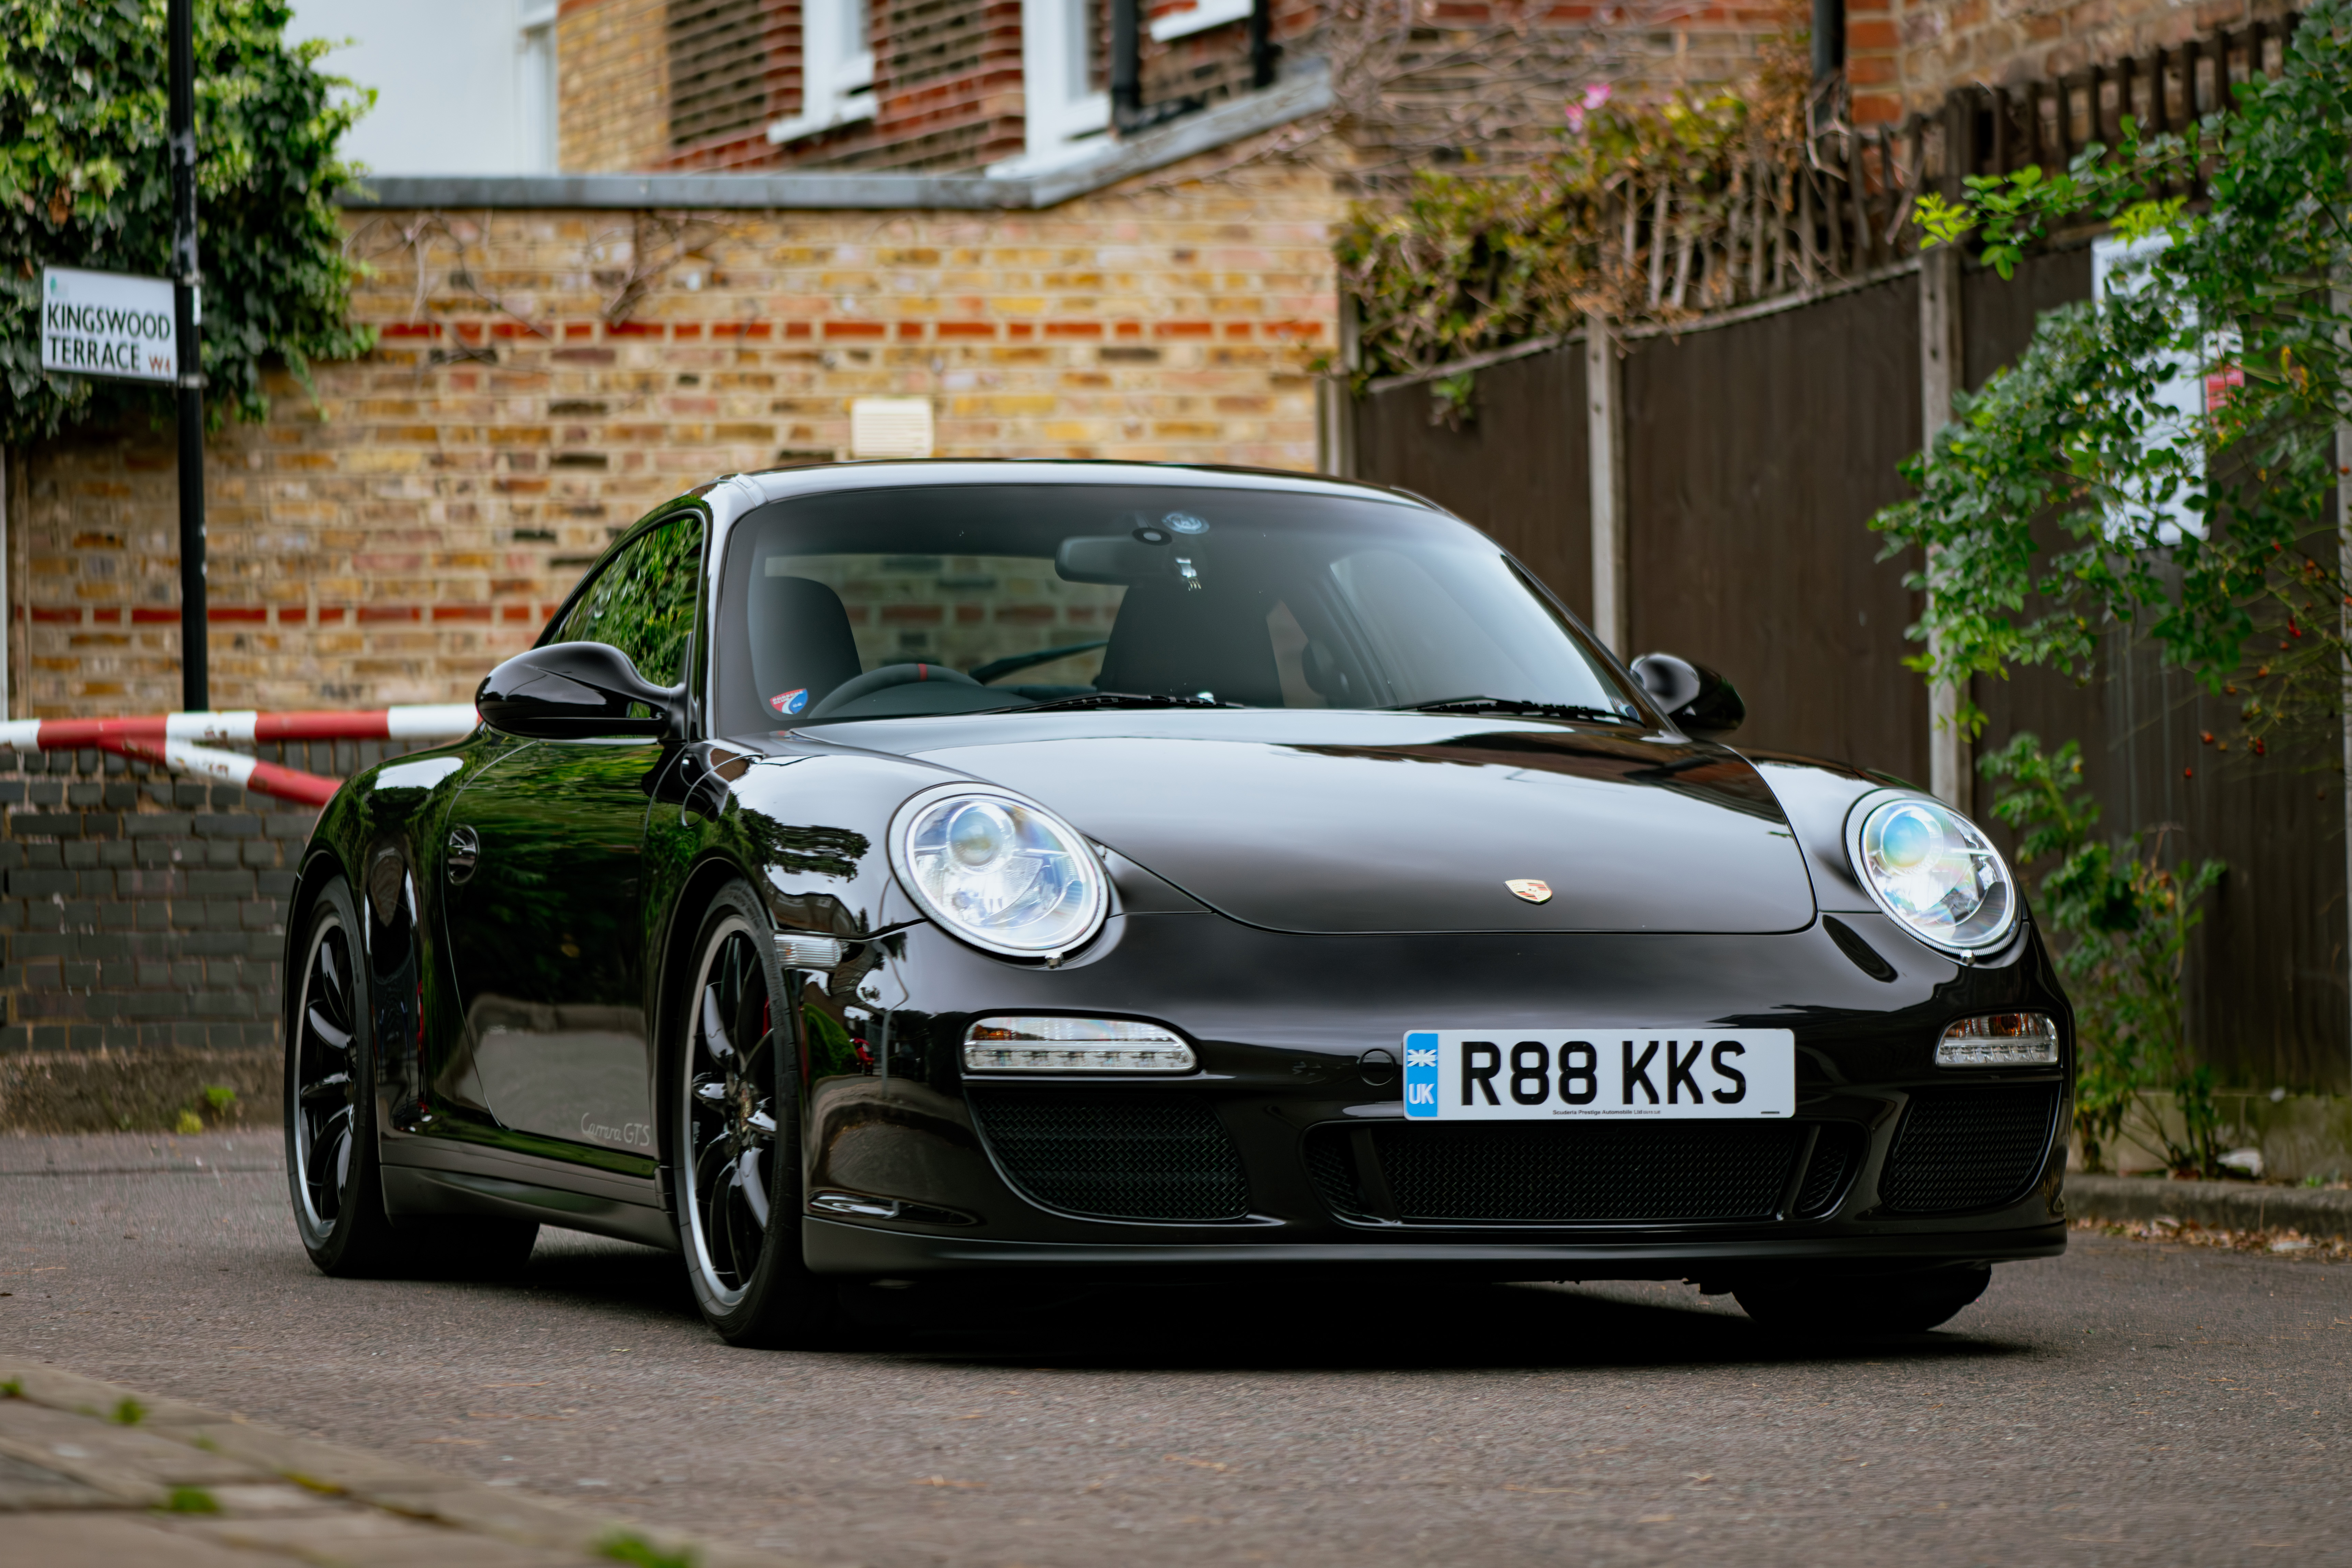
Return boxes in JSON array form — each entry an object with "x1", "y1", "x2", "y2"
[
  {"x1": 1878, "y1": 1087, "x2": 2058, "y2": 1214},
  {"x1": 968, "y1": 1092, "x2": 1249, "y2": 1221},
  {"x1": 1312, "y1": 1121, "x2": 1810, "y2": 1224}
]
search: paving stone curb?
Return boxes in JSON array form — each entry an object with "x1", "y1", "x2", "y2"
[
  {"x1": 2066, "y1": 1173, "x2": 2352, "y2": 1240},
  {"x1": 0, "y1": 1355, "x2": 819, "y2": 1567}
]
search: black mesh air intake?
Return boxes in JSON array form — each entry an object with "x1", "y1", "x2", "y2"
[
  {"x1": 1347, "y1": 1121, "x2": 1808, "y2": 1224},
  {"x1": 1793, "y1": 1123, "x2": 1866, "y2": 1218},
  {"x1": 1879, "y1": 1087, "x2": 2058, "y2": 1214},
  {"x1": 968, "y1": 1093, "x2": 1249, "y2": 1221},
  {"x1": 1303, "y1": 1127, "x2": 1374, "y2": 1221}
]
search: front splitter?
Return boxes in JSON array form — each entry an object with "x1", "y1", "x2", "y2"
[{"x1": 801, "y1": 1215, "x2": 2067, "y2": 1279}]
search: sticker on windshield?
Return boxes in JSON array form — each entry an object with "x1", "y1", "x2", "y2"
[
  {"x1": 1164, "y1": 511, "x2": 1208, "y2": 533},
  {"x1": 771, "y1": 688, "x2": 810, "y2": 716}
]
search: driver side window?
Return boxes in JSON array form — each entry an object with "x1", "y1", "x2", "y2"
[{"x1": 556, "y1": 512, "x2": 706, "y2": 684}]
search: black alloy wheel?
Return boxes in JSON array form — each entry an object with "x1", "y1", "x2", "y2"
[
  {"x1": 285, "y1": 877, "x2": 409, "y2": 1274},
  {"x1": 675, "y1": 881, "x2": 835, "y2": 1346}
]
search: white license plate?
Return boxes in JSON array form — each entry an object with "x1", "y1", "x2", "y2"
[{"x1": 1401, "y1": 1029, "x2": 1795, "y2": 1121}]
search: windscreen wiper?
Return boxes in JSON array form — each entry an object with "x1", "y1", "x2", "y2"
[
  {"x1": 1390, "y1": 696, "x2": 1631, "y2": 723},
  {"x1": 1016, "y1": 691, "x2": 1231, "y2": 713}
]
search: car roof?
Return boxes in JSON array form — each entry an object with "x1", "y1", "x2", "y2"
[{"x1": 720, "y1": 458, "x2": 1445, "y2": 514}]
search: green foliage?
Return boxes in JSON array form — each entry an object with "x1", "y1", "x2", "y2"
[
  {"x1": 1873, "y1": 1, "x2": 2352, "y2": 749},
  {"x1": 0, "y1": 1377, "x2": 22, "y2": 1397},
  {"x1": 1979, "y1": 733, "x2": 2225, "y2": 1174},
  {"x1": 0, "y1": 0, "x2": 375, "y2": 445},
  {"x1": 598, "y1": 1532, "x2": 697, "y2": 1568},
  {"x1": 161, "y1": 1485, "x2": 220, "y2": 1513},
  {"x1": 111, "y1": 1396, "x2": 145, "y2": 1424},
  {"x1": 202, "y1": 1083, "x2": 236, "y2": 1112}
]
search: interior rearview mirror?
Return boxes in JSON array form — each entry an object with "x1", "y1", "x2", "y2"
[
  {"x1": 476, "y1": 642, "x2": 684, "y2": 739},
  {"x1": 1630, "y1": 652, "x2": 1745, "y2": 737}
]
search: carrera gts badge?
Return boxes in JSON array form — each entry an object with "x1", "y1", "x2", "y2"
[{"x1": 1505, "y1": 879, "x2": 1553, "y2": 904}]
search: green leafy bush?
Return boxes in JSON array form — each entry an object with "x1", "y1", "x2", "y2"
[
  {"x1": 1979, "y1": 734, "x2": 2225, "y2": 1174},
  {"x1": 0, "y1": 0, "x2": 373, "y2": 445},
  {"x1": 1873, "y1": 2, "x2": 2352, "y2": 750}
]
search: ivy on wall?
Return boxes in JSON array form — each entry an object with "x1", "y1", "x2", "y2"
[{"x1": 0, "y1": 0, "x2": 374, "y2": 446}]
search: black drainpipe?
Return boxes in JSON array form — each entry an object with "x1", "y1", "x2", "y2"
[
  {"x1": 1250, "y1": 0, "x2": 1279, "y2": 89},
  {"x1": 1811, "y1": 0, "x2": 1845, "y2": 86},
  {"x1": 1112, "y1": 0, "x2": 1143, "y2": 128}
]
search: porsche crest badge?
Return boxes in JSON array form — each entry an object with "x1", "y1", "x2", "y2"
[{"x1": 1505, "y1": 879, "x2": 1553, "y2": 904}]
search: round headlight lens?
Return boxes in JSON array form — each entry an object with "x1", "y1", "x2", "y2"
[
  {"x1": 894, "y1": 791, "x2": 1107, "y2": 957},
  {"x1": 1851, "y1": 795, "x2": 2017, "y2": 953}
]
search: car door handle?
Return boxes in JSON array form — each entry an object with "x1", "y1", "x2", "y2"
[{"x1": 446, "y1": 824, "x2": 480, "y2": 885}]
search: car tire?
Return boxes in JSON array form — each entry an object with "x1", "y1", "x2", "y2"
[
  {"x1": 1733, "y1": 1265, "x2": 1993, "y2": 1337},
  {"x1": 284, "y1": 876, "x2": 418, "y2": 1277},
  {"x1": 673, "y1": 881, "x2": 836, "y2": 1348},
  {"x1": 286, "y1": 875, "x2": 541, "y2": 1279}
]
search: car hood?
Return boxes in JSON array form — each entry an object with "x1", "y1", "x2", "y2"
[{"x1": 796, "y1": 711, "x2": 1818, "y2": 935}]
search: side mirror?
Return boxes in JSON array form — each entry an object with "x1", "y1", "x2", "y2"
[
  {"x1": 476, "y1": 642, "x2": 683, "y2": 739},
  {"x1": 1630, "y1": 652, "x2": 1745, "y2": 737}
]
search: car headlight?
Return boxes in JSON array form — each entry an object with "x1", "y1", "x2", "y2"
[
  {"x1": 1846, "y1": 793, "x2": 2018, "y2": 954},
  {"x1": 890, "y1": 788, "x2": 1108, "y2": 958}
]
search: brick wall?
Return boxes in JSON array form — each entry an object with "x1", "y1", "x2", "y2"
[
  {"x1": 10, "y1": 152, "x2": 1341, "y2": 718},
  {"x1": 558, "y1": 0, "x2": 672, "y2": 171},
  {"x1": 0, "y1": 749, "x2": 307, "y2": 1059},
  {"x1": 0, "y1": 742, "x2": 444, "y2": 1131},
  {"x1": 1845, "y1": 0, "x2": 2297, "y2": 125}
]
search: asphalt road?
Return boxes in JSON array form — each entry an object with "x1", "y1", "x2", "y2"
[{"x1": 3, "y1": 1131, "x2": 2345, "y2": 1568}]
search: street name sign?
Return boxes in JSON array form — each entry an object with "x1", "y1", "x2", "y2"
[{"x1": 40, "y1": 266, "x2": 179, "y2": 383}]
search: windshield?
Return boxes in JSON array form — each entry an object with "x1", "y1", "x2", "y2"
[{"x1": 710, "y1": 484, "x2": 1640, "y2": 730}]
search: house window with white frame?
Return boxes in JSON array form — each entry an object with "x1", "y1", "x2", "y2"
[
  {"x1": 1148, "y1": 0, "x2": 1252, "y2": 42},
  {"x1": 767, "y1": 0, "x2": 877, "y2": 146},
  {"x1": 993, "y1": 0, "x2": 1109, "y2": 175}
]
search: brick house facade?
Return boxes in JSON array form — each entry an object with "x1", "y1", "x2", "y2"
[
  {"x1": 1843, "y1": 0, "x2": 2298, "y2": 125},
  {"x1": 9, "y1": 143, "x2": 1341, "y2": 718}
]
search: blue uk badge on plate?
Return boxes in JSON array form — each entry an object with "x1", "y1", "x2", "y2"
[{"x1": 1403, "y1": 1032, "x2": 1441, "y2": 1118}]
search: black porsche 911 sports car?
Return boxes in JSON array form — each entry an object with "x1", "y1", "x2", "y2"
[{"x1": 284, "y1": 460, "x2": 2070, "y2": 1344}]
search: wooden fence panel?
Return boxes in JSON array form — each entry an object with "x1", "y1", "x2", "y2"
[
  {"x1": 1621, "y1": 276, "x2": 1929, "y2": 781},
  {"x1": 1350, "y1": 348, "x2": 1592, "y2": 615}
]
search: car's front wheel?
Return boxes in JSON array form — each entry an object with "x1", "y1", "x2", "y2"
[
  {"x1": 1734, "y1": 1266, "x2": 1993, "y2": 1337},
  {"x1": 674, "y1": 883, "x2": 836, "y2": 1347}
]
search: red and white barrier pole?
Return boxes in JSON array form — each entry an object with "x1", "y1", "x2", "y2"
[
  {"x1": 0, "y1": 705, "x2": 478, "y2": 809},
  {"x1": 99, "y1": 735, "x2": 345, "y2": 808},
  {"x1": 0, "y1": 703, "x2": 477, "y2": 751}
]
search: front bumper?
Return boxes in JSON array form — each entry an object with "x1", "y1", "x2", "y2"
[{"x1": 795, "y1": 910, "x2": 2073, "y2": 1280}]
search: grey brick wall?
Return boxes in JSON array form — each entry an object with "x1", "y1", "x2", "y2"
[{"x1": 0, "y1": 739, "x2": 436, "y2": 1055}]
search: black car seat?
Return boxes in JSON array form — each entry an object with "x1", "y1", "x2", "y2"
[
  {"x1": 1095, "y1": 580, "x2": 1283, "y2": 706},
  {"x1": 747, "y1": 575, "x2": 864, "y2": 720}
]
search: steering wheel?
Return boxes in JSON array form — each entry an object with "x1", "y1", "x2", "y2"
[{"x1": 803, "y1": 661, "x2": 979, "y2": 721}]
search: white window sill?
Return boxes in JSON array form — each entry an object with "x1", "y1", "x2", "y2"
[
  {"x1": 767, "y1": 92, "x2": 878, "y2": 146},
  {"x1": 1150, "y1": 0, "x2": 1252, "y2": 42},
  {"x1": 986, "y1": 130, "x2": 1114, "y2": 179}
]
